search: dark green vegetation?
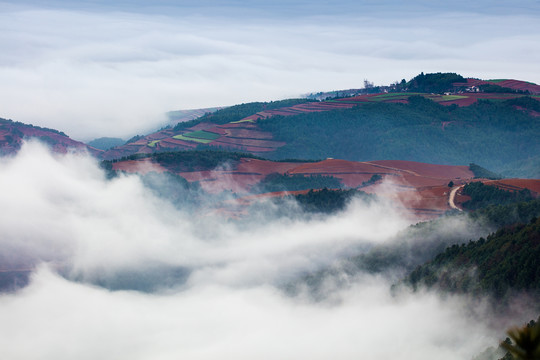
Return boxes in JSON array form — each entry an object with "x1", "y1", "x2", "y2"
[
  {"x1": 288, "y1": 196, "x2": 540, "y2": 301},
  {"x1": 361, "y1": 174, "x2": 382, "y2": 187},
  {"x1": 103, "y1": 150, "x2": 262, "y2": 173},
  {"x1": 258, "y1": 96, "x2": 540, "y2": 177},
  {"x1": 252, "y1": 173, "x2": 343, "y2": 193},
  {"x1": 407, "y1": 216, "x2": 540, "y2": 299},
  {"x1": 407, "y1": 72, "x2": 465, "y2": 93},
  {"x1": 479, "y1": 84, "x2": 529, "y2": 94},
  {"x1": 292, "y1": 188, "x2": 373, "y2": 214},
  {"x1": 469, "y1": 199, "x2": 540, "y2": 229},
  {"x1": 463, "y1": 182, "x2": 534, "y2": 210},
  {"x1": 172, "y1": 98, "x2": 313, "y2": 131},
  {"x1": 87, "y1": 137, "x2": 125, "y2": 150}
]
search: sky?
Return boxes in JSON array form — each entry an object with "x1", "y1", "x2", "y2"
[
  {"x1": 0, "y1": 0, "x2": 539, "y2": 140},
  {"x1": 2, "y1": 140, "x2": 536, "y2": 360}
]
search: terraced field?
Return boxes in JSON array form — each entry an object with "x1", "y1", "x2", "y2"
[{"x1": 100, "y1": 77, "x2": 540, "y2": 160}]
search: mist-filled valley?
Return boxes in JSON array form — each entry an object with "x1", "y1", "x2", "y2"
[
  {"x1": 0, "y1": 141, "x2": 538, "y2": 359},
  {"x1": 2, "y1": 1, "x2": 540, "y2": 358}
]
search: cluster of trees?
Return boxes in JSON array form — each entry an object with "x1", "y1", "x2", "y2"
[
  {"x1": 252, "y1": 173, "x2": 343, "y2": 193},
  {"x1": 258, "y1": 96, "x2": 540, "y2": 177},
  {"x1": 406, "y1": 72, "x2": 466, "y2": 93},
  {"x1": 288, "y1": 194, "x2": 540, "y2": 300},
  {"x1": 462, "y1": 182, "x2": 534, "y2": 210},
  {"x1": 478, "y1": 84, "x2": 530, "y2": 94},
  {"x1": 361, "y1": 174, "x2": 382, "y2": 187},
  {"x1": 102, "y1": 149, "x2": 262, "y2": 174},
  {"x1": 290, "y1": 188, "x2": 373, "y2": 214},
  {"x1": 88, "y1": 137, "x2": 125, "y2": 150},
  {"x1": 468, "y1": 198, "x2": 540, "y2": 229}
]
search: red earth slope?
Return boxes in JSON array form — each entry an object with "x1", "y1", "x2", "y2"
[
  {"x1": 0, "y1": 119, "x2": 102, "y2": 156},
  {"x1": 113, "y1": 156, "x2": 540, "y2": 220}
]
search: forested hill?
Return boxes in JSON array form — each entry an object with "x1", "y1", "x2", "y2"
[
  {"x1": 406, "y1": 216, "x2": 540, "y2": 300},
  {"x1": 99, "y1": 73, "x2": 540, "y2": 178},
  {"x1": 258, "y1": 96, "x2": 540, "y2": 177}
]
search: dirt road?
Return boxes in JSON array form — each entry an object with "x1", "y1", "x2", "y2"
[{"x1": 448, "y1": 185, "x2": 464, "y2": 211}]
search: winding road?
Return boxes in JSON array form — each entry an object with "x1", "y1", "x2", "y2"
[{"x1": 448, "y1": 185, "x2": 465, "y2": 211}]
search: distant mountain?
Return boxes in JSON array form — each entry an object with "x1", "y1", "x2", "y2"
[
  {"x1": 0, "y1": 118, "x2": 102, "y2": 156},
  {"x1": 87, "y1": 137, "x2": 125, "y2": 150},
  {"x1": 100, "y1": 73, "x2": 540, "y2": 178}
]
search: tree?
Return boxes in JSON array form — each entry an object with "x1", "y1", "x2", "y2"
[
  {"x1": 448, "y1": 181, "x2": 454, "y2": 187},
  {"x1": 500, "y1": 320, "x2": 540, "y2": 360}
]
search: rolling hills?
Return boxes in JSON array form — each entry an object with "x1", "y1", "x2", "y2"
[{"x1": 98, "y1": 74, "x2": 540, "y2": 178}]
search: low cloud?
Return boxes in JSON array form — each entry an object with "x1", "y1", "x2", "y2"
[{"x1": 0, "y1": 141, "x2": 535, "y2": 359}]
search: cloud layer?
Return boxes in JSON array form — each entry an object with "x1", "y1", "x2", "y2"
[
  {"x1": 1, "y1": 141, "x2": 536, "y2": 359},
  {"x1": 0, "y1": 1, "x2": 539, "y2": 139}
]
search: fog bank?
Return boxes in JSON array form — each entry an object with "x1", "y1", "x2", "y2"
[{"x1": 0, "y1": 141, "x2": 533, "y2": 359}]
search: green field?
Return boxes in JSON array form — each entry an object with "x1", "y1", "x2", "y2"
[
  {"x1": 183, "y1": 130, "x2": 221, "y2": 140},
  {"x1": 172, "y1": 134, "x2": 214, "y2": 144},
  {"x1": 367, "y1": 93, "x2": 423, "y2": 102},
  {"x1": 172, "y1": 130, "x2": 220, "y2": 144},
  {"x1": 231, "y1": 118, "x2": 255, "y2": 124},
  {"x1": 148, "y1": 140, "x2": 160, "y2": 147},
  {"x1": 438, "y1": 95, "x2": 468, "y2": 101}
]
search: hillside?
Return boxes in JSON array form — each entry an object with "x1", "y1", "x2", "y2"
[
  {"x1": 99, "y1": 73, "x2": 540, "y2": 178},
  {"x1": 107, "y1": 151, "x2": 540, "y2": 220},
  {"x1": 0, "y1": 118, "x2": 102, "y2": 156},
  {"x1": 406, "y1": 216, "x2": 540, "y2": 300}
]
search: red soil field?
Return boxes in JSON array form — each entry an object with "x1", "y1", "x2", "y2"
[
  {"x1": 453, "y1": 78, "x2": 540, "y2": 94},
  {"x1": 205, "y1": 127, "x2": 228, "y2": 135},
  {"x1": 236, "y1": 158, "x2": 302, "y2": 175},
  {"x1": 111, "y1": 155, "x2": 539, "y2": 220},
  {"x1": 483, "y1": 179, "x2": 540, "y2": 196},
  {"x1": 371, "y1": 160, "x2": 473, "y2": 180},
  {"x1": 188, "y1": 122, "x2": 220, "y2": 131},
  {"x1": 492, "y1": 80, "x2": 540, "y2": 94},
  {"x1": 145, "y1": 130, "x2": 174, "y2": 140},
  {"x1": 112, "y1": 159, "x2": 168, "y2": 174}
]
